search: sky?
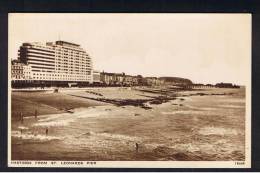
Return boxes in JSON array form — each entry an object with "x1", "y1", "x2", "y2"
[{"x1": 9, "y1": 13, "x2": 251, "y2": 85}]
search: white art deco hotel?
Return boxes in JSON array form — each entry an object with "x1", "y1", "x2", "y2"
[{"x1": 12, "y1": 41, "x2": 93, "y2": 86}]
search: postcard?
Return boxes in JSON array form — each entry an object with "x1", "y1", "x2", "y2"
[{"x1": 8, "y1": 13, "x2": 251, "y2": 168}]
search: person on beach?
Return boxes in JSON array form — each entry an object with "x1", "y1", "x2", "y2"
[
  {"x1": 45, "y1": 128, "x2": 48, "y2": 135},
  {"x1": 34, "y1": 110, "x2": 38, "y2": 119},
  {"x1": 135, "y1": 143, "x2": 139, "y2": 153},
  {"x1": 20, "y1": 112, "x2": 23, "y2": 124}
]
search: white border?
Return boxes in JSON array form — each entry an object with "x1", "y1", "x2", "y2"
[{"x1": 7, "y1": 13, "x2": 251, "y2": 168}]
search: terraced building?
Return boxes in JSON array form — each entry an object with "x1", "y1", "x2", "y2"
[{"x1": 13, "y1": 40, "x2": 93, "y2": 87}]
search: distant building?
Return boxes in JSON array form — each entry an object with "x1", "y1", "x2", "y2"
[
  {"x1": 136, "y1": 75, "x2": 147, "y2": 86},
  {"x1": 100, "y1": 72, "x2": 125, "y2": 85},
  {"x1": 146, "y1": 77, "x2": 156, "y2": 86},
  {"x1": 11, "y1": 60, "x2": 25, "y2": 80},
  {"x1": 100, "y1": 72, "x2": 113, "y2": 85},
  {"x1": 100, "y1": 72, "x2": 147, "y2": 86},
  {"x1": 93, "y1": 70, "x2": 101, "y2": 83},
  {"x1": 215, "y1": 82, "x2": 239, "y2": 88},
  {"x1": 122, "y1": 75, "x2": 146, "y2": 86},
  {"x1": 146, "y1": 77, "x2": 163, "y2": 86},
  {"x1": 11, "y1": 60, "x2": 32, "y2": 80}
]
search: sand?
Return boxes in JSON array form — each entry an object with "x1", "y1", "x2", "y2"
[{"x1": 11, "y1": 87, "x2": 246, "y2": 161}]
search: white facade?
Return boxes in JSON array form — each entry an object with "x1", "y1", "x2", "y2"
[
  {"x1": 22, "y1": 64, "x2": 32, "y2": 80},
  {"x1": 17, "y1": 41, "x2": 93, "y2": 83},
  {"x1": 11, "y1": 61, "x2": 24, "y2": 80},
  {"x1": 93, "y1": 70, "x2": 101, "y2": 83}
]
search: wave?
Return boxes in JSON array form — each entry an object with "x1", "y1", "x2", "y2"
[
  {"x1": 12, "y1": 130, "x2": 62, "y2": 141},
  {"x1": 219, "y1": 104, "x2": 245, "y2": 109},
  {"x1": 32, "y1": 106, "x2": 110, "y2": 128},
  {"x1": 161, "y1": 110, "x2": 203, "y2": 115},
  {"x1": 198, "y1": 126, "x2": 240, "y2": 136},
  {"x1": 17, "y1": 126, "x2": 29, "y2": 130}
]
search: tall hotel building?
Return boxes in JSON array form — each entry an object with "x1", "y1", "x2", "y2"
[{"x1": 17, "y1": 41, "x2": 93, "y2": 83}]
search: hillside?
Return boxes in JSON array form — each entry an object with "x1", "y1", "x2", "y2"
[{"x1": 159, "y1": 77, "x2": 193, "y2": 85}]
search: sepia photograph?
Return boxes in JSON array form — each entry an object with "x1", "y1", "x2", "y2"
[{"x1": 8, "y1": 13, "x2": 251, "y2": 168}]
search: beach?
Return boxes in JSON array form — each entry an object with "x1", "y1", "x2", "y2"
[{"x1": 11, "y1": 87, "x2": 245, "y2": 161}]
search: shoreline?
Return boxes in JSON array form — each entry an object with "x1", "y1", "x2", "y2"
[
  {"x1": 11, "y1": 87, "x2": 246, "y2": 161},
  {"x1": 11, "y1": 87, "x2": 243, "y2": 120},
  {"x1": 12, "y1": 86, "x2": 138, "y2": 92}
]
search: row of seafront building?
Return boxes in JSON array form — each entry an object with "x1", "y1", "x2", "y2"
[
  {"x1": 11, "y1": 40, "x2": 192, "y2": 88},
  {"x1": 12, "y1": 60, "x2": 191, "y2": 87},
  {"x1": 11, "y1": 40, "x2": 239, "y2": 88},
  {"x1": 99, "y1": 73, "x2": 194, "y2": 87}
]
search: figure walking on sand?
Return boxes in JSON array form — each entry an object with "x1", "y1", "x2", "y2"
[
  {"x1": 34, "y1": 109, "x2": 38, "y2": 119},
  {"x1": 20, "y1": 112, "x2": 23, "y2": 124},
  {"x1": 135, "y1": 143, "x2": 139, "y2": 153},
  {"x1": 45, "y1": 128, "x2": 48, "y2": 135}
]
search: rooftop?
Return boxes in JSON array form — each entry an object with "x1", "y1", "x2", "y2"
[{"x1": 55, "y1": 40, "x2": 80, "y2": 47}]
